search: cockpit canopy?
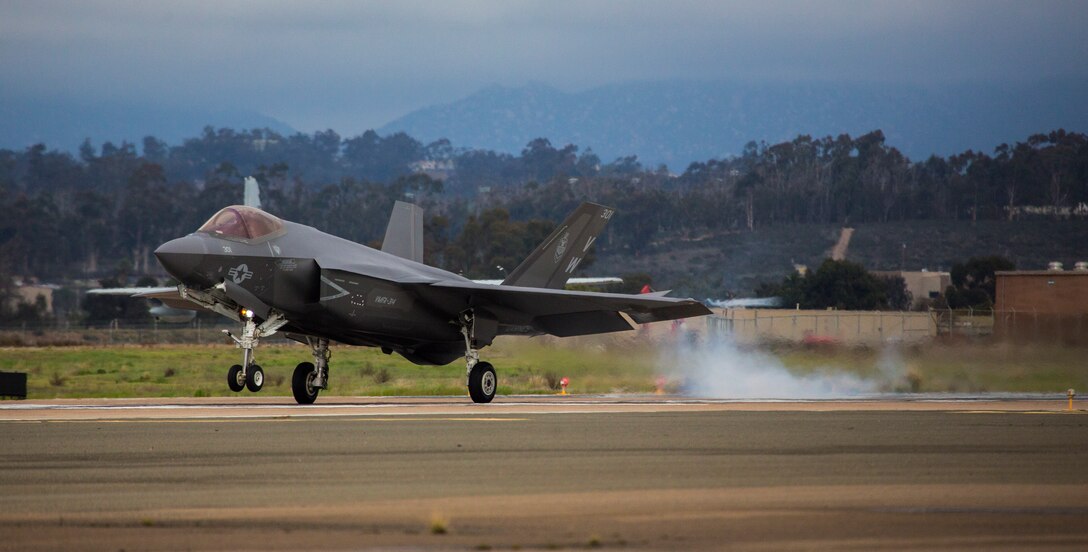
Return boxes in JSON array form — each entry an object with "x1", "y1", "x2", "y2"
[{"x1": 197, "y1": 206, "x2": 284, "y2": 241}]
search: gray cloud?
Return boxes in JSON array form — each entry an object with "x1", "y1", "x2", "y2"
[{"x1": 2, "y1": 0, "x2": 1086, "y2": 133}]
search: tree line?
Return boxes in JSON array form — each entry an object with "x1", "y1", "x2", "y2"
[{"x1": 1, "y1": 126, "x2": 1085, "y2": 297}]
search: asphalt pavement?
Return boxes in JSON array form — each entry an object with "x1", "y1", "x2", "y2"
[{"x1": 1, "y1": 397, "x2": 1086, "y2": 550}]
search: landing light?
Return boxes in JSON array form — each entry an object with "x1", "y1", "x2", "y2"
[{"x1": 241, "y1": 308, "x2": 255, "y2": 319}]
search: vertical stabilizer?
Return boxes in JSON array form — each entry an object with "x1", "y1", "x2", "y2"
[
  {"x1": 502, "y1": 202, "x2": 614, "y2": 289},
  {"x1": 243, "y1": 176, "x2": 262, "y2": 209},
  {"x1": 381, "y1": 201, "x2": 425, "y2": 263}
]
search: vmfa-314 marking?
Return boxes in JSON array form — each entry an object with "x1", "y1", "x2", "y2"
[{"x1": 151, "y1": 201, "x2": 710, "y2": 404}]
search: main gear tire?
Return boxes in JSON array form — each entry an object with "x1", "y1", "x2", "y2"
[
  {"x1": 292, "y1": 362, "x2": 319, "y2": 405},
  {"x1": 468, "y1": 361, "x2": 497, "y2": 403}
]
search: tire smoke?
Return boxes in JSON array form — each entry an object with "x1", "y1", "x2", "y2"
[{"x1": 666, "y1": 336, "x2": 905, "y2": 399}]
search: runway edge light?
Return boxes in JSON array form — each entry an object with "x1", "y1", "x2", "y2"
[
  {"x1": 1068, "y1": 389, "x2": 1076, "y2": 411},
  {"x1": 559, "y1": 377, "x2": 569, "y2": 395}
]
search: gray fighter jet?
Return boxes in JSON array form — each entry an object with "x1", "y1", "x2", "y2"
[{"x1": 150, "y1": 201, "x2": 710, "y2": 404}]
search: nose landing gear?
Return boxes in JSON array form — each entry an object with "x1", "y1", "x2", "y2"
[{"x1": 222, "y1": 309, "x2": 286, "y2": 394}]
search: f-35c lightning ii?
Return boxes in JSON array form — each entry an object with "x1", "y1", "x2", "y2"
[{"x1": 150, "y1": 201, "x2": 710, "y2": 404}]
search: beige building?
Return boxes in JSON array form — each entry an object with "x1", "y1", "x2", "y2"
[
  {"x1": 7, "y1": 284, "x2": 54, "y2": 314},
  {"x1": 873, "y1": 270, "x2": 951, "y2": 308}
]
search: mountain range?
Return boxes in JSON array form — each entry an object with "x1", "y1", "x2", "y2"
[
  {"x1": 0, "y1": 97, "x2": 295, "y2": 153},
  {"x1": 381, "y1": 79, "x2": 1088, "y2": 168},
  {"x1": 5, "y1": 78, "x2": 1086, "y2": 169}
]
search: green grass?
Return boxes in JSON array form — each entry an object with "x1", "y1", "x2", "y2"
[
  {"x1": 1, "y1": 337, "x2": 1085, "y2": 399},
  {"x1": 767, "y1": 340, "x2": 1088, "y2": 393},
  {"x1": 0, "y1": 338, "x2": 662, "y2": 399}
]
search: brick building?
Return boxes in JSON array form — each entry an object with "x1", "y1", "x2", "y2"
[{"x1": 994, "y1": 265, "x2": 1088, "y2": 342}]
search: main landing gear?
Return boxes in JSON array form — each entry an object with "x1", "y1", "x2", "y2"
[
  {"x1": 292, "y1": 337, "x2": 330, "y2": 405},
  {"x1": 461, "y1": 311, "x2": 497, "y2": 403},
  {"x1": 222, "y1": 308, "x2": 286, "y2": 395}
]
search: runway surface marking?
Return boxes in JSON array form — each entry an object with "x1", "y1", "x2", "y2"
[
  {"x1": 1, "y1": 395, "x2": 1080, "y2": 422},
  {"x1": 1, "y1": 416, "x2": 529, "y2": 424}
]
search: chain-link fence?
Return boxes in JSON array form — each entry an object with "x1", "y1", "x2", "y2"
[
  {"x1": 709, "y1": 307, "x2": 1088, "y2": 345},
  {"x1": 932, "y1": 308, "x2": 1088, "y2": 343},
  {"x1": 0, "y1": 319, "x2": 295, "y2": 347},
  {"x1": 4, "y1": 308, "x2": 1088, "y2": 347},
  {"x1": 986, "y1": 309, "x2": 1087, "y2": 344},
  {"x1": 707, "y1": 308, "x2": 937, "y2": 345}
]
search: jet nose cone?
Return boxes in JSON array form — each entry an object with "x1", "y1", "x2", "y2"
[{"x1": 155, "y1": 235, "x2": 206, "y2": 281}]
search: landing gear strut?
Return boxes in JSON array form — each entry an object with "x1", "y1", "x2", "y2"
[
  {"x1": 292, "y1": 337, "x2": 330, "y2": 405},
  {"x1": 461, "y1": 310, "x2": 497, "y2": 403},
  {"x1": 222, "y1": 309, "x2": 286, "y2": 394}
]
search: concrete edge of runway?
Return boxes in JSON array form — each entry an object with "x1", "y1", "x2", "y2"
[{"x1": 1, "y1": 394, "x2": 1084, "y2": 421}]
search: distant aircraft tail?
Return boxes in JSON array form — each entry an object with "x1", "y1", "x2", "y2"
[
  {"x1": 502, "y1": 202, "x2": 614, "y2": 289},
  {"x1": 381, "y1": 201, "x2": 424, "y2": 264},
  {"x1": 243, "y1": 176, "x2": 262, "y2": 209}
]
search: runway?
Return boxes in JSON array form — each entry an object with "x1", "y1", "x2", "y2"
[
  {"x1": 1, "y1": 393, "x2": 1079, "y2": 421},
  {"x1": 2, "y1": 396, "x2": 1087, "y2": 550}
]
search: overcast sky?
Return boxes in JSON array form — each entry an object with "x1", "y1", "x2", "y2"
[{"x1": 2, "y1": 0, "x2": 1086, "y2": 134}]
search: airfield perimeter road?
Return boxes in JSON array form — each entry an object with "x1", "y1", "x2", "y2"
[{"x1": 1, "y1": 396, "x2": 1087, "y2": 551}]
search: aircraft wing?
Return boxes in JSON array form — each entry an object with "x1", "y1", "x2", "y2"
[
  {"x1": 86, "y1": 286, "x2": 178, "y2": 296},
  {"x1": 420, "y1": 280, "x2": 711, "y2": 337},
  {"x1": 87, "y1": 286, "x2": 202, "y2": 311}
]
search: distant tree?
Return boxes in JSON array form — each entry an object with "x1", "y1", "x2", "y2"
[
  {"x1": 601, "y1": 155, "x2": 642, "y2": 176},
  {"x1": 757, "y1": 259, "x2": 905, "y2": 310},
  {"x1": 802, "y1": 259, "x2": 888, "y2": 310},
  {"x1": 342, "y1": 130, "x2": 422, "y2": 183},
  {"x1": 575, "y1": 148, "x2": 601, "y2": 176},
  {"x1": 521, "y1": 138, "x2": 577, "y2": 182},
  {"x1": 756, "y1": 271, "x2": 806, "y2": 308},
  {"x1": 141, "y1": 136, "x2": 168, "y2": 162},
  {"x1": 879, "y1": 275, "x2": 913, "y2": 311},
  {"x1": 945, "y1": 255, "x2": 1015, "y2": 309},
  {"x1": 79, "y1": 139, "x2": 97, "y2": 163}
]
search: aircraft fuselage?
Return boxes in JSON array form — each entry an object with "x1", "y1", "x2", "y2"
[{"x1": 156, "y1": 220, "x2": 467, "y2": 363}]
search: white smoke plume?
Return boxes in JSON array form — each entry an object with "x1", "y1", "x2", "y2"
[{"x1": 667, "y1": 336, "x2": 907, "y2": 399}]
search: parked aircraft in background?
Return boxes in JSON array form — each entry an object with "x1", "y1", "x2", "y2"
[
  {"x1": 705, "y1": 297, "x2": 782, "y2": 308},
  {"x1": 143, "y1": 201, "x2": 709, "y2": 403}
]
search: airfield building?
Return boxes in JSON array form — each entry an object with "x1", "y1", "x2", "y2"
[
  {"x1": 994, "y1": 263, "x2": 1088, "y2": 342},
  {"x1": 873, "y1": 270, "x2": 951, "y2": 309}
]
